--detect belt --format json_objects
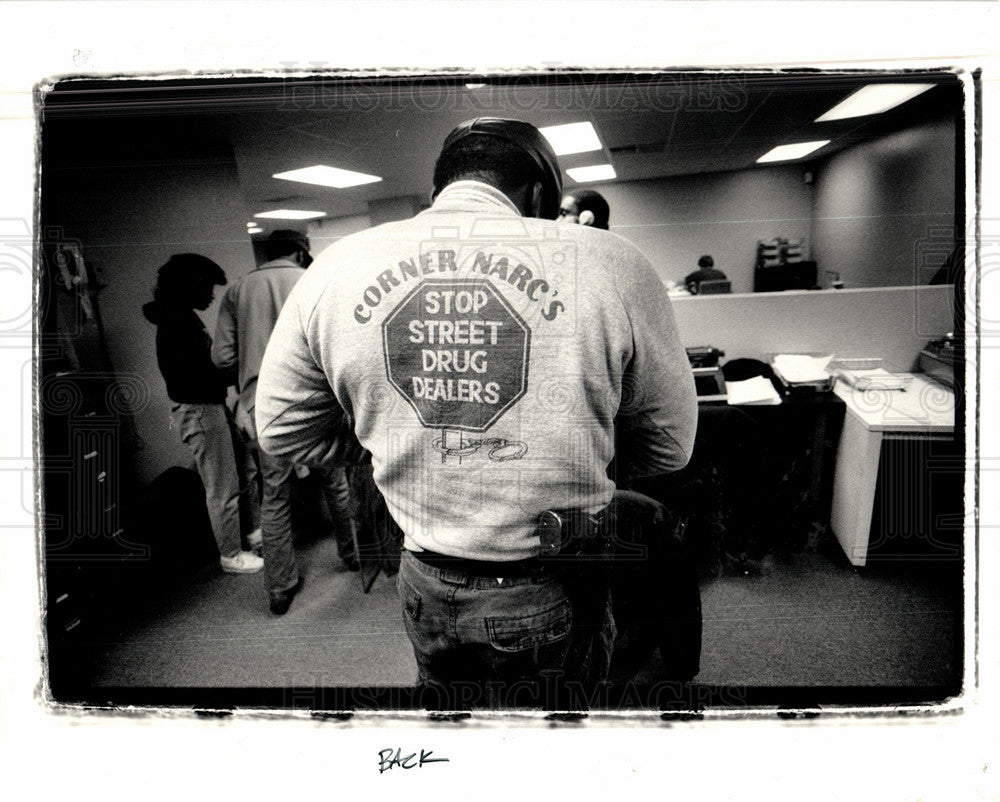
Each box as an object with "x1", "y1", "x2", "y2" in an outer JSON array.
[
  {"x1": 407, "y1": 549, "x2": 545, "y2": 578},
  {"x1": 407, "y1": 491, "x2": 665, "y2": 576},
  {"x1": 407, "y1": 504, "x2": 614, "y2": 577}
]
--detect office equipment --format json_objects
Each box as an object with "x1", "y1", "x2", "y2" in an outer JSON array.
[
  {"x1": 754, "y1": 238, "x2": 817, "y2": 292},
  {"x1": 754, "y1": 260, "x2": 818, "y2": 292},
  {"x1": 919, "y1": 334, "x2": 957, "y2": 388},
  {"x1": 696, "y1": 279, "x2": 731, "y2": 295},
  {"x1": 770, "y1": 353, "x2": 835, "y2": 395},
  {"x1": 692, "y1": 367, "x2": 727, "y2": 400},
  {"x1": 686, "y1": 345, "x2": 724, "y2": 368},
  {"x1": 830, "y1": 373, "x2": 956, "y2": 566},
  {"x1": 686, "y1": 346, "x2": 727, "y2": 400}
]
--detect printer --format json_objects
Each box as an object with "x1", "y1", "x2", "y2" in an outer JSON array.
[
  {"x1": 686, "y1": 346, "x2": 727, "y2": 399},
  {"x1": 919, "y1": 334, "x2": 957, "y2": 388}
]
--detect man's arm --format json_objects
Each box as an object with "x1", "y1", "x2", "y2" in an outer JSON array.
[
  {"x1": 211, "y1": 288, "x2": 239, "y2": 387},
  {"x1": 615, "y1": 252, "x2": 698, "y2": 481},
  {"x1": 255, "y1": 294, "x2": 362, "y2": 467}
]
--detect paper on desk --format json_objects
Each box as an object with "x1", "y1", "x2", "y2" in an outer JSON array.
[
  {"x1": 726, "y1": 376, "x2": 782, "y2": 406},
  {"x1": 771, "y1": 353, "x2": 833, "y2": 383},
  {"x1": 837, "y1": 367, "x2": 912, "y2": 391}
]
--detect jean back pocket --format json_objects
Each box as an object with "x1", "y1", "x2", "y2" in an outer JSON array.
[
  {"x1": 485, "y1": 599, "x2": 572, "y2": 652},
  {"x1": 403, "y1": 588, "x2": 422, "y2": 622}
]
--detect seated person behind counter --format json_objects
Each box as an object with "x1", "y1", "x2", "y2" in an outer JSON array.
[{"x1": 685, "y1": 255, "x2": 730, "y2": 294}]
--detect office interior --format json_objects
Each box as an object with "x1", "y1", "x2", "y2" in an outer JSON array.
[{"x1": 39, "y1": 71, "x2": 968, "y2": 709}]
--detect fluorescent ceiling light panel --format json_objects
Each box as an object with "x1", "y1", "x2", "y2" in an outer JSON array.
[
  {"x1": 756, "y1": 140, "x2": 830, "y2": 163},
  {"x1": 254, "y1": 209, "x2": 327, "y2": 220},
  {"x1": 540, "y1": 122, "x2": 603, "y2": 156},
  {"x1": 815, "y1": 84, "x2": 934, "y2": 122},
  {"x1": 566, "y1": 164, "x2": 617, "y2": 183},
  {"x1": 273, "y1": 165, "x2": 382, "y2": 188},
  {"x1": 465, "y1": 83, "x2": 486, "y2": 90}
]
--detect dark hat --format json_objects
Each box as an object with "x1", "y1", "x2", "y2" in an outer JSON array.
[{"x1": 436, "y1": 117, "x2": 563, "y2": 219}]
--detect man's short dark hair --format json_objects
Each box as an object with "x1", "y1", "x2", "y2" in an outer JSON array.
[
  {"x1": 572, "y1": 190, "x2": 611, "y2": 230},
  {"x1": 433, "y1": 135, "x2": 546, "y2": 204},
  {"x1": 265, "y1": 229, "x2": 310, "y2": 262},
  {"x1": 698, "y1": 255, "x2": 714, "y2": 269},
  {"x1": 152, "y1": 253, "x2": 226, "y2": 307},
  {"x1": 433, "y1": 118, "x2": 563, "y2": 218}
]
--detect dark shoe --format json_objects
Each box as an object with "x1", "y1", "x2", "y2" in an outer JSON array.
[
  {"x1": 342, "y1": 555, "x2": 361, "y2": 572},
  {"x1": 269, "y1": 577, "x2": 303, "y2": 615}
]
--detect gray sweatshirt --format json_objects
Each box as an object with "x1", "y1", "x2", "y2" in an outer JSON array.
[{"x1": 256, "y1": 181, "x2": 696, "y2": 561}]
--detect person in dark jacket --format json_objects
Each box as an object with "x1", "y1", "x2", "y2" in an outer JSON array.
[
  {"x1": 143, "y1": 254, "x2": 264, "y2": 574},
  {"x1": 684, "y1": 255, "x2": 729, "y2": 294}
]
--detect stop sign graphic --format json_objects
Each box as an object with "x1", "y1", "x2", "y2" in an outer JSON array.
[{"x1": 382, "y1": 278, "x2": 531, "y2": 432}]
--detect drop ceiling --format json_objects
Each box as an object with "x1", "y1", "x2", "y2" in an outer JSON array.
[{"x1": 41, "y1": 71, "x2": 964, "y2": 228}]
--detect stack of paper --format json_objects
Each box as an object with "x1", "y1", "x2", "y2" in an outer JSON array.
[
  {"x1": 726, "y1": 376, "x2": 782, "y2": 406},
  {"x1": 771, "y1": 353, "x2": 833, "y2": 383},
  {"x1": 836, "y1": 368, "x2": 913, "y2": 391}
]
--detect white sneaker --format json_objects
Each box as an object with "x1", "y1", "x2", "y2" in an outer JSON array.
[
  {"x1": 246, "y1": 528, "x2": 263, "y2": 550},
  {"x1": 220, "y1": 550, "x2": 264, "y2": 574}
]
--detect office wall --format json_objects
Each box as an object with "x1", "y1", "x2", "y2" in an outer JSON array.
[
  {"x1": 592, "y1": 166, "x2": 813, "y2": 293},
  {"x1": 306, "y1": 195, "x2": 431, "y2": 259},
  {"x1": 811, "y1": 114, "x2": 957, "y2": 289},
  {"x1": 44, "y1": 156, "x2": 256, "y2": 484},
  {"x1": 670, "y1": 284, "x2": 954, "y2": 370},
  {"x1": 307, "y1": 213, "x2": 373, "y2": 258}
]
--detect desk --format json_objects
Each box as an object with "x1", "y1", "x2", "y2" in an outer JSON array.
[
  {"x1": 829, "y1": 374, "x2": 956, "y2": 566},
  {"x1": 672, "y1": 385, "x2": 845, "y2": 566}
]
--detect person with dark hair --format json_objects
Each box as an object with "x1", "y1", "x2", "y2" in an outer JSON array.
[
  {"x1": 684, "y1": 254, "x2": 729, "y2": 294},
  {"x1": 142, "y1": 254, "x2": 264, "y2": 575},
  {"x1": 558, "y1": 189, "x2": 610, "y2": 230},
  {"x1": 212, "y1": 231, "x2": 358, "y2": 614},
  {"x1": 262, "y1": 228, "x2": 315, "y2": 267},
  {"x1": 255, "y1": 118, "x2": 696, "y2": 703}
]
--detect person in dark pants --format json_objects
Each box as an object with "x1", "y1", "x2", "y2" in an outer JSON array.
[
  {"x1": 255, "y1": 118, "x2": 697, "y2": 708},
  {"x1": 213, "y1": 231, "x2": 359, "y2": 615},
  {"x1": 143, "y1": 254, "x2": 264, "y2": 576}
]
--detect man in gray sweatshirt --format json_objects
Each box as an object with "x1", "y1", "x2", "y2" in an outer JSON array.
[{"x1": 255, "y1": 118, "x2": 696, "y2": 706}]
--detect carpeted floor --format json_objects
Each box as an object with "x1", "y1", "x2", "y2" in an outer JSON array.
[
  {"x1": 52, "y1": 531, "x2": 962, "y2": 694},
  {"x1": 61, "y1": 535, "x2": 418, "y2": 689},
  {"x1": 653, "y1": 549, "x2": 960, "y2": 688}
]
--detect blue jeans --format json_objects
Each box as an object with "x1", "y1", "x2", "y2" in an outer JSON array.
[{"x1": 397, "y1": 550, "x2": 613, "y2": 709}]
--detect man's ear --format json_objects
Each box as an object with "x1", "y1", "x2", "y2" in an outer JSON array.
[
  {"x1": 530, "y1": 181, "x2": 543, "y2": 217},
  {"x1": 579, "y1": 210, "x2": 595, "y2": 227}
]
